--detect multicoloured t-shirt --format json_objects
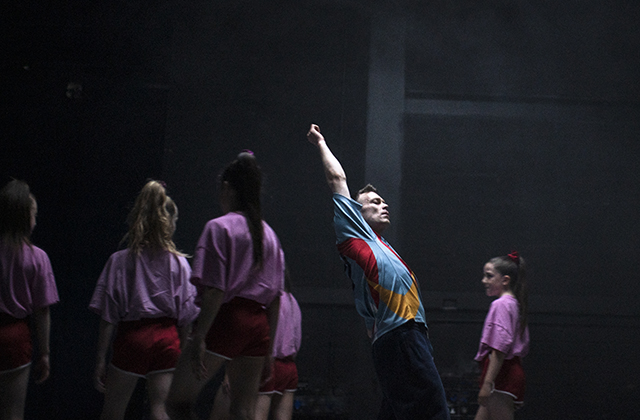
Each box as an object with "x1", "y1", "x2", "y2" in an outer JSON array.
[{"x1": 333, "y1": 194, "x2": 426, "y2": 342}]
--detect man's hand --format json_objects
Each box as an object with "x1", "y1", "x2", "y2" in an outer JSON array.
[{"x1": 307, "y1": 124, "x2": 325, "y2": 146}]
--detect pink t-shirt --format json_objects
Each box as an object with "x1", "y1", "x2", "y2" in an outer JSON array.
[
  {"x1": 272, "y1": 291, "x2": 302, "y2": 359},
  {"x1": 0, "y1": 240, "x2": 59, "y2": 318},
  {"x1": 474, "y1": 294, "x2": 530, "y2": 361},
  {"x1": 89, "y1": 249, "x2": 199, "y2": 326},
  {"x1": 191, "y1": 212, "x2": 284, "y2": 306}
]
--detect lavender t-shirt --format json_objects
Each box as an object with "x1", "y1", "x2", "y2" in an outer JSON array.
[
  {"x1": 89, "y1": 249, "x2": 199, "y2": 326},
  {"x1": 272, "y1": 291, "x2": 302, "y2": 359},
  {"x1": 0, "y1": 241, "x2": 59, "y2": 318},
  {"x1": 191, "y1": 212, "x2": 284, "y2": 307},
  {"x1": 474, "y1": 294, "x2": 530, "y2": 361}
]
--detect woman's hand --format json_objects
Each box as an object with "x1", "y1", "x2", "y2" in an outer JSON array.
[
  {"x1": 260, "y1": 355, "x2": 274, "y2": 387},
  {"x1": 94, "y1": 359, "x2": 106, "y2": 393},
  {"x1": 34, "y1": 353, "x2": 50, "y2": 384},
  {"x1": 189, "y1": 336, "x2": 207, "y2": 380}
]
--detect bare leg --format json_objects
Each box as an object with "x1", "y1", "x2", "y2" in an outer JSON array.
[
  {"x1": 100, "y1": 365, "x2": 139, "y2": 420},
  {"x1": 254, "y1": 394, "x2": 272, "y2": 420},
  {"x1": 270, "y1": 392, "x2": 295, "y2": 420},
  {"x1": 147, "y1": 371, "x2": 174, "y2": 420},
  {"x1": 485, "y1": 392, "x2": 514, "y2": 420},
  {"x1": 475, "y1": 392, "x2": 514, "y2": 420},
  {"x1": 225, "y1": 356, "x2": 265, "y2": 420},
  {"x1": 474, "y1": 405, "x2": 490, "y2": 420},
  {"x1": 209, "y1": 378, "x2": 231, "y2": 420},
  {"x1": 166, "y1": 349, "x2": 226, "y2": 420},
  {"x1": 0, "y1": 365, "x2": 30, "y2": 420}
]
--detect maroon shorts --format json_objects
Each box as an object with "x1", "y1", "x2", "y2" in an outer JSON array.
[
  {"x1": 259, "y1": 357, "x2": 298, "y2": 395},
  {"x1": 204, "y1": 297, "x2": 270, "y2": 359},
  {"x1": 0, "y1": 313, "x2": 32, "y2": 372},
  {"x1": 111, "y1": 317, "x2": 181, "y2": 377},
  {"x1": 479, "y1": 356, "x2": 526, "y2": 404}
]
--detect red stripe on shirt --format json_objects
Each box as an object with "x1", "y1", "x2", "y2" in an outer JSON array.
[{"x1": 337, "y1": 238, "x2": 380, "y2": 307}]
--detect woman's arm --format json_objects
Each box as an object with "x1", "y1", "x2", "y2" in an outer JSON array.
[
  {"x1": 262, "y1": 293, "x2": 281, "y2": 384},
  {"x1": 32, "y1": 306, "x2": 51, "y2": 384},
  {"x1": 94, "y1": 319, "x2": 116, "y2": 392},
  {"x1": 478, "y1": 349, "x2": 506, "y2": 406},
  {"x1": 189, "y1": 286, "x2": 225, "y2": 379}
]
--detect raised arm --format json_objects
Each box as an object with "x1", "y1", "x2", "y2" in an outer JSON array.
[{"x1": 306, "y1": 124, "x2": 350, "y2": 198}]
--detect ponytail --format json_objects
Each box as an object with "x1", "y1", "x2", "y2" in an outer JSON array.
[
  {"x1": 489, "y1": 253, "x2": 529, "y2": 337},
  {"x1": 123, "y1": 180, "x2": 183, "y2": 256},
  {"x1": 220, "y1": 152, "x2": 264, "y2": 268}
]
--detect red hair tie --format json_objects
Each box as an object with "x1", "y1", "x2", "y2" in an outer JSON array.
[{"x1": 507, "y1": 251, "x2": 520, "y2": 264}]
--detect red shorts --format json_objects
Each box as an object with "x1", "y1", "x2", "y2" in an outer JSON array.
[
  {"x1": 479, "y1": 356, "x2": 526, "y2": 404},
  {"x1": 111, "y1": 317, "x2": 181, "y2": 377},
  {"x1": 204, "y1": 297, "x2": 270, "y2": 359},
  {"x1": 259, "y1": 357, "x2": 298, "y2": 395},
  {"x1": 0, "y1": 313, "x2": 32, "y2": 372}
]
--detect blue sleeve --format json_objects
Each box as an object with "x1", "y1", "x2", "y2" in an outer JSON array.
[{"x1": 333, "y1": 194, "x2": 376, "y2": 243}]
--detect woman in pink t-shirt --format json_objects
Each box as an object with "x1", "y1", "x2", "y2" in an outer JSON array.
[
  {"x1": 0, "y1": 179, "x2": 59, "y2": 420},
  {"x1": 90, "y1": 180, "x2": 199, "y2": 420},
  {"x1": 474, "y1": 251, "x2": 530, "y2": 420},
  {"x1": 167, "y1": 152, "x2": 285, "y2": 420}
]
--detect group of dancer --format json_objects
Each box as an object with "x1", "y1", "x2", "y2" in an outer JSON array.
[{"x1": 0, "y1": 124, "x2": 529, "y2": 420}]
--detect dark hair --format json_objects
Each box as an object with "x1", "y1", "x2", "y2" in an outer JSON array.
[
  {"x1": 0, "y1": 179, "x2": 34, "y2": 250},
  {"x1": 220, "y1": 152, "x2": 264, "y2": 268},
  {"x1": 489, "y1": 255, "x2": 528, "y2": 337},
  {"x1": 355, "y1": 183, "x2": 378, "y2": 201},
  {"x1": 122, "y1": 180, "x2": 184, "y2": 256}
]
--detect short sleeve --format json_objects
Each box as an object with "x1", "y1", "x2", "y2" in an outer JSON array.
[
  {"x1": 480, "y1": 300, "x2": 515, "y2": 355},
  {"x1": 191, "y1": 220, "x2": 229, "y2": 290},
  {"x1": 29, "y1": 248, "x2": 59, "y2": 309},
  {"x1": 174, "y1": 256, "x2": 199, "y2": 326},
  {"x1": 333, "y1": 194, "x2": 375, "y2": 243},
  {"x1": 89, "y1": 254, "x2": 124, "y2": 324}
]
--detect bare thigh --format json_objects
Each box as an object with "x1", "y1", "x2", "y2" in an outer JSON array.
[
  {"x1": 146, "y1": 371, "x2": 173, "y2": 420},
  {"x1": 100, "y1": 365, "x2": 140, "y2": 420},
  {"x1": 254, "y1": 394, "x2": 272, "y2": 420},
  {"x1": 0, "y1": 365, "x2": 30, "y2": 420},
  {"x1": 226, "y1": 356, "x2": 265, "y2": 420},
  {"x1": 167, "y1": 347, "x2": 226, "y2": 410},
  {"x1": 270, "y1": 392, "x2": 295, "y2": 420},
  {"x1": 475, "y1": 392, "x2": 514, "y2": 420},
  {"x1": 209, "y1": 379, "x2": 231, "y2": 420}
]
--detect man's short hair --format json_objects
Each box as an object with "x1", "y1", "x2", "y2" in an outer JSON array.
[{"x1": 355, "y1": 183, "x2": 378, "y2": 201}]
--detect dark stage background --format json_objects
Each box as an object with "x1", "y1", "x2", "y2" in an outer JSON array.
[{"x1": 3, "y1": 0, "x2": 640, "y2": 419}]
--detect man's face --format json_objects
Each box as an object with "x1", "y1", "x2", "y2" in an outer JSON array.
[{"x1": 357, "y1": 191, "x2": 390, "y2": 234}]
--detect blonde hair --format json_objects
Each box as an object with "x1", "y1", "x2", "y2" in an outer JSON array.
[{"x1": 122, "y1": 180, "x2": 184, "y2": 256}]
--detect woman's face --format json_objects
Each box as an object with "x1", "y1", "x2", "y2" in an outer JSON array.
[{"x1": 482, "y1": 262, "x2": 510, "y2": 297}]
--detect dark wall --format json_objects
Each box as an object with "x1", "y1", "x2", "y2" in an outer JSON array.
[{"x1": 4, "y1": 0, "x2": 640, "y2": 419}]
